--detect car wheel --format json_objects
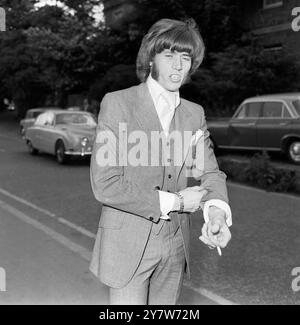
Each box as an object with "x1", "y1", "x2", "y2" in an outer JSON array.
[
  {"x1": 27, "y1": 141, "x2": 38, "y2": 155},
  {"x1": 287, "y1": 141, "x2": 300, "y2": 164},
  {"x1": 55, "y1": 141, "x2": 68, "y2": 164}
]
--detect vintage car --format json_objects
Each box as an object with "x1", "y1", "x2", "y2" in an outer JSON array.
[
  {"x1": 19, "y1": 107, "x2": 61, "y2": 137},
  {"x1": 24, "y1": 110, "x2": 97, "y2": 164},
  {"x1": 207, "y1": 93, "x2": 300, "y2": 164}
]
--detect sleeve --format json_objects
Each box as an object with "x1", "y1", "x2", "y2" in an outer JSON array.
[
  {"x1": 190, "y1": 106, "x2": 232, "y2": 223},
  {"x1": 158, "y1": 190, "x2": 177, "y2": 220},
  {"x1": 203, "y1": 199, "x2": 232, "y2": 227},
  {"x1": 90, "y1": 94, "x2": 162, "y2": 222}
]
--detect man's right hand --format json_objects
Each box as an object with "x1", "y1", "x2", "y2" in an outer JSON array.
[{"x1": 174, "y1": 186, "x2": 208, "y2": 213}]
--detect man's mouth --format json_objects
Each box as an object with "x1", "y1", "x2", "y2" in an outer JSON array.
[{"x1": 169, "y1": 74, "x2": 182, "y2": 82}]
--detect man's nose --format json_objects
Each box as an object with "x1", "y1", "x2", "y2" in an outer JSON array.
[{"x1": 173, "y1": 56, "x2": 182, "y2": 70}]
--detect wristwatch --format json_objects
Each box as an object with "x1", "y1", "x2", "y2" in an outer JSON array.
[{"x1": 175, "y1": 192, "x2": 184, "y2": 213}]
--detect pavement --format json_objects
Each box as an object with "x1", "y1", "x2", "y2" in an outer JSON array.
[
  {"x1": 0, "y1": 194, "x2": 217, "y2": 305},
  {"x1": 1, "y1": 110, "x2": 300, "y2": 305}
]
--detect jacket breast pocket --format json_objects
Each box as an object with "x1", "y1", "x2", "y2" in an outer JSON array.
[{"x1": 99, "y1": 209, "x2": 126, "y2": 229}]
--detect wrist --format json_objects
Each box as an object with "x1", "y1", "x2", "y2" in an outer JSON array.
[
  {"x1": 175, "y1": 192, "x2": 184, "y2": 213},
  {"x1": 209, "y1": 206, "x2": 226, "y2": 223}
]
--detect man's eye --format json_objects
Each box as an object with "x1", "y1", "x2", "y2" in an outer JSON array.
[{"x1": 183, "y1": 56, "x2": 191, "y2": 61}]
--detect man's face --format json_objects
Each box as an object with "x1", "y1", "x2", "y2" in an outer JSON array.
[{"x1": 151, "y1": 49, "x2": 192, "y2": 92}]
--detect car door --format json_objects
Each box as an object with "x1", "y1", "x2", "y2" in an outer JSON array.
[
  {"x1": 256, "y1": 101, "x2": 294, "y2": 149},
  {"x1": 37, "y1": 112, "x2": 57, "y2": 153},
  {"x1": 227, "y1": 102, "x2": 261, "y2": 148}
]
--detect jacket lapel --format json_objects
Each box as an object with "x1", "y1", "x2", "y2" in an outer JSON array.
[
  {"x1": 132, "y1": 83, "x2": 195, "y2": 182},
  {"x1": 132, "y1": 83, "x2": 163, "y2": 134},
  {"x1": 174, "y1": 102, "x2": 194, "y2": 182}
]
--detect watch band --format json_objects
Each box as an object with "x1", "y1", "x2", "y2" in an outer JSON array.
[{"x1": 175, "y1": 192, "x2": 184, "y2": 213}]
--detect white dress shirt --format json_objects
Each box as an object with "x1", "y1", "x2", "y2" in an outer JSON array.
[{"x1": 146, "y1": 75, "x2": 232, "y2": 226}]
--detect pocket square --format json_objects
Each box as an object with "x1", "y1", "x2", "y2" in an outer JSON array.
[{"x1": 190, "y1": 129, "x2": 203, "y2": 146}]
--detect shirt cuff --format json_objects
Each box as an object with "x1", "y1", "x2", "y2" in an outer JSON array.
[
  {"x1": 203, "y1": 199, "x2": 232, "y2": 227},
  {"x1": 158, "y1": 191, "x2": 176, "y2": 220}
]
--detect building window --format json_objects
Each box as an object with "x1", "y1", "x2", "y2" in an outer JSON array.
[{"x1": 263, "y1": 0, "x2": 283, "y2": 9}]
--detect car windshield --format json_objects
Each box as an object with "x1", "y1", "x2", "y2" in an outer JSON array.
[
  {"x1": 55, "y1": 113, "x2": 97, "y2": 126},
  {"x1": 32, "y1": 111, "x2": 44, "y2": 118},
  {"x1": 292, "y1": 100, "x2": 300, "y2": 116}
]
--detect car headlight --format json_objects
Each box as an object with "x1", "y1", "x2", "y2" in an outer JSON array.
[{"x1": 81, "y1": 137, "x2": 88, "y2": 146}]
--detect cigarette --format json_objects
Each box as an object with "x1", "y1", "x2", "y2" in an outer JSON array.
[{"x1": 217, "y1": 246, "x2": 222, "y2": 256}]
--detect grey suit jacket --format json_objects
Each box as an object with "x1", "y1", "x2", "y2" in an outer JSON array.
[{"x1": 89, "y1": 82, "x2": 229, "y2": 288}]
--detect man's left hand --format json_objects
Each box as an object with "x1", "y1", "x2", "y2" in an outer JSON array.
[{"x1": 199, "y1": 206, "x2": 231, "y2": 250}]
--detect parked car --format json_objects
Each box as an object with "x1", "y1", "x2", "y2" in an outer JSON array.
[
  {"x1": 20, "y1": 107, "x2": 61, "y2": 137},
  {"x1": 24, "y1": 110, "x2": 97, "y2": 164},
  {"x1": 207, "y1": 93, "x2": 300, "y2": 164}
]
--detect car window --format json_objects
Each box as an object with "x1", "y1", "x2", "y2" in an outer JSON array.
[
  {"x1": 33, "y1": 111, "x2": 43, "y2": 118},
  {"x1": 262, "y1": 102, "x2": 283, "y2": 118},
  {"x1": 26, "y1": 111, "x2": 33, "y2": 119},
  {"x1": 292, "y1": 100, "x2": 300, "y2": 116},
  {"x1": 236, "y1": 102, "x2": 261, "y2": 118},
  {"x1": 282, "y1": 106, "x2": 292, "y2": 118},
  {"x1": 34, "y1": 112, "x2": 54, "y2": 126},
  {"x1": 55, "y1": 113, "x2": 97, "y2": 126}
]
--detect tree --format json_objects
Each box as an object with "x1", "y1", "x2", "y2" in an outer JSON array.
[{"x1": 0, "y1": 1, "x2": 103, "y2": 117}]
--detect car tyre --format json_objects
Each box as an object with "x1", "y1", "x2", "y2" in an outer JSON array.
[
  {"x1": 287, "y1": 141, "x2": 300, "y2": 165},
  {"x1": 27, "y1": 141, "x2": 39, "y2": 155},
  {"x1": 56, "y1": 141, "x2": 68, "y2": 164}
]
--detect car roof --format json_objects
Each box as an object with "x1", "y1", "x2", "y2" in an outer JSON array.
[
  {"x1": 45, "y1": 109, "x2": 93, "y2": 115},
  {"x1": 27, "y1": 107, "x2": 62, "y2": 112},
  {"x1": 243, "y1": 93, "x2": 300, "y2": 102}
]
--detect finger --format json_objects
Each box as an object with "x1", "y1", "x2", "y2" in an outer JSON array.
[
  {"x1": 207, "y1": 222, "x2": 221, "y2": 246},
  {"x1": 199, "y1": 235, "x2": 215, "y2": 249},
  {"x1": 201, "y1": 224, "x2": 216, "y2": 248},
  {"x1": 211, "y1": 223, "x2": 220, "y2": 234},
  {"x1": 215, "y1": 228, "x2": 232, "y2": 248},
  {"x1": 189, "y1": 185, "x2": 205, "y2": 191}
]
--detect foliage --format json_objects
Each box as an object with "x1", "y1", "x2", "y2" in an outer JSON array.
[
  {"x1": 183, "y1": 44, "x2": 300, "y2": 116},
  {"x1": 219, "y1": 152, "x2": 297, "y2": 193},
  {"x1": 0, "y1": 0, "x2": 299, "y2": 118},
  {"x1": 0, "y1": 0, "x2": 103, "y2": 117}
]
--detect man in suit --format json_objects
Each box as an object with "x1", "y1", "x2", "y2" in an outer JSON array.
[{"x1": 89, "y1": 18, "x2": 232, "y2": 305}]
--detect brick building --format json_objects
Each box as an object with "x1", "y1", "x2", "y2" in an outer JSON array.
[{"x1": 241, "y1": 0, "x2": 300, "y2": 57}]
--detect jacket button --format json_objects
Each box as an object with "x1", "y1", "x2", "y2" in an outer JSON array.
[
  {"x1": 168, "y1": 174, "x2": 172, "y2": 179},
  {"x1": 149, "y1": 217, "x2": 154, "y2": 221},
  {"x1": 154, "y1": 186, "x2": 160, "y2": 190}
]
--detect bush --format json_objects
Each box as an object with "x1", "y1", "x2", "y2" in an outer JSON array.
[{"x1": 240, "y1": 152, "x2": 296, "y2": 192}]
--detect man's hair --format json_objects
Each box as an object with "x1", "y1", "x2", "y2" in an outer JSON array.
[{"x1": 136, "y1": 18, "x2": 205, "y2": 82}]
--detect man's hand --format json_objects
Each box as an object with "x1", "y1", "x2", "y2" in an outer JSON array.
[
  {"x1": 199, "y1": 206, "x2": 231, "y2": 250},
  {"x1": 176, "y1": 186, "x2": 208, "y2": 213}
]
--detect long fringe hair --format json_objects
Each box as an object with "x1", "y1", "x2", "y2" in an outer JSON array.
[{"x1": 136, "y1": 18, "x2": 205, "y2": 82}]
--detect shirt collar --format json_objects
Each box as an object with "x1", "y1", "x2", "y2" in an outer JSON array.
[{"x1": 146, "y1": 75, "x2": 180, "y2": 110}]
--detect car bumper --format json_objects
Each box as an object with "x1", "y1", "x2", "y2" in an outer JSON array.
[{"x1": 65, "y1": 149, "x2": 92, "y2": 157}]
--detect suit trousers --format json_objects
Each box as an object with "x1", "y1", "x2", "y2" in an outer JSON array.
[{"x1": 109, "y1": 219, "x2": 186, "y2": 305}]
